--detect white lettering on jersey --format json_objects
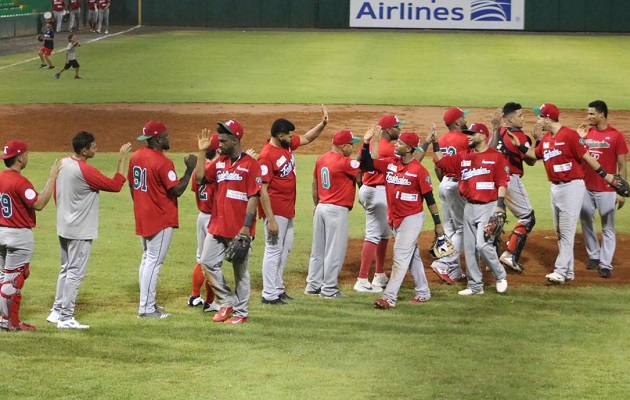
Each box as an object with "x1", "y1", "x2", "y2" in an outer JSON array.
[
  {"x1": 476, "y1": 182, "x2": 495, "y2": 190},
  {"x1": 217, "y1": 171, "x2": 244, "y2": 182},
  {"x1": 543, "y1": 149, "x2": 563, "y2": 162},
  {"x1": 236, "y1": 166, "x2": 249, "y2": 172},
  {"x1": 226, "y1": 189, "x2": 248, "y2": 201},
  {"x1": 400, "y1": 193, "x2": 418, "y2": 201},
  {"x1": 553, "y1": 162, "x2": 573, "y2": 172},
  {"x1": 385, "y1": 172, "x2": 412, "y2": 186},
  {"x1": 481, "y1": 160, "x2": 496, "y2": 165},
  {"x1": 461, "y1": 167, "x2": 491, "y2": 181},
  {"x1": 404, "y1": 172, "x2": 417, "y2": 177}
]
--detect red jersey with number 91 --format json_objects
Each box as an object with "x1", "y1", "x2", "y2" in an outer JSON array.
[
  {"x1": 0, "y1": 170, "x2": 39, "y2": 228},
  {"x1": 313, "y1": 151, "x2": 360, "y2": 209},
  {"x1": 372, "y1": 158, "x2": 432, "y2": 228},
  {"x1": 128, "y1": 147, "x2": 179, "y2": 238},
  {"x1": 205, "y1": 153, "x2": 262, "y2": 238}
]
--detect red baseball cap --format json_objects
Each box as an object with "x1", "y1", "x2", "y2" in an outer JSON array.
[
  {"x1": 217, "y1": 120, "x2": 244, "y2": 139},
  {"x1": 443, "y1": 107, "x2": 470, "y2": 125},
  {"x1": 378, "y1": 114, "x2": 405, "y2": 129},
  {"x1": 332, "y1": 130, "x2": 361, "y2": 146},
  {"x1": 398, "y1": 131, "x2": 422, "y2": 151},
  {"x1": 208, "y1": 133, "x2": 220, "y2": 151},
  {"x1": 463, "y1": 123, "x2": 490, "y2": 137},
  {"x1": 137, "y1": 120, "x2": 168, "y2": 141},
  {"x1": 533, "y1": 103, "x2": 560, "y2": 121},
  {"x1": 0, "y1": 140, "x2": 28, "y2": 159}
]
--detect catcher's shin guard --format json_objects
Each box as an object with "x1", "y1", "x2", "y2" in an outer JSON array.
[
  {"x1": 0, "y1": 264, "x2": 30, "y2": 330},
  {"x1": 506, "y1": 211, "x2": 535, "y2": 263}
]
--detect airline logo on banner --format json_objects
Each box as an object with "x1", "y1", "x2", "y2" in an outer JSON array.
[{"x1": 350, "y1": 0, "x2": 525, "y2": 30}]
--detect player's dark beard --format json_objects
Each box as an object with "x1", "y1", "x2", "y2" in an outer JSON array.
[
  {"x1": 280, "y1": 140, "x2": 291, "y2": 149},
  {"x1": 163, "y1": 143, "x2": 170, "y2": 150},
  {"x1": 461, "y1": 124, "x2": 469, "y2": 131}
]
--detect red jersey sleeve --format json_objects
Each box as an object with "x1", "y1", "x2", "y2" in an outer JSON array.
[
  {"x1": 245, "y1": 157, "x2": 262, "y2": 198},
  {"x1": 204, "y1": 160, "x2": 218, "y2": 184},
  {"x1": 290, "y1": 135, "x2": 301, "y2": 151},
  {"x1": 495, "y1": 154, "x2": 510, "y2": 189},
  {"x1": 434, "y1": 154, "x2": 460, "y2": 176},
  {"x1": 343, "y1": 158, "x2": 361, "y2": 178},
  {"x1": 569, "y1": 130, "x2": 588, "y2": 160},
  {"x1": 80, "y1": 162, "x2": 126, "y2": 192},
  {"x1": 158, "y1": 161, "x2": 179, "y2": 191},
  {"x1": 418, "y1": 165, "x2": 433, "y2": 196},
  {"x1": 258, "y1": 157, "x2": 274, "y2": 184}
]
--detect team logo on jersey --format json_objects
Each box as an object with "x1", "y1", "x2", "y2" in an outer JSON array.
[
  {"x1": 385, "y1": 172, "x2": 412, "y2": 186},
  {"x1": 387, "y1": 163, "x2": 398, "y2": 172},
  {"x1": 543, "y1": 149, "x2": 562, "y2": 162},
  {"x1": 278, "y1": 155, "x2": 295, "y2": 178},
  {"x1": 461, "y1": 160, "x2": 472, "y2": 167},
  {"x1": 584, "y1": 139, "x2": 611, "y2": 149},
  {"x1": 216, "y1": 161, "x2": 226, "y2": 168},
  {"x1": 24, "y1": 188, "x2": 36, "y2": 200},
  {"x1": 504, "y1": 166, "x2": 510, "y2": 174},
  {"x1": 217, "y1": 171, "x2": 244, "y2": 182},
  {"x1": 461, "y1": 167, "x2": 491, "y2": 180},
  {"x1": 350, "y1": 160, "x2": 360, "y2": 169},
  {"x1": 167, "y1": 171, "x2": 177, "y2": 181},
  {"x1": 425, "y1": 176, "x2": 432, "y2": 184},
  {"x1": 256, "y1": 177, "x2": 263, "y2": 185}
]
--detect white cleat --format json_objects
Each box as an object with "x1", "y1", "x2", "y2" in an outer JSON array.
[
  {"x1": 371, "y1": 273, "x2": 389, "y2": 288},
  {"x1": 546, "y1": 272, "x2": 565, "y2": 284},
  {"x1": 499, "y1": 252, "x2": 524, "y2": 273},
  {"x1": 57, "y1": 318, "x2": 90, "y2": 329},
  {"x1": 458, "y1": 288, "x2": 484, "y2": 296},
  {"x1": 496, "y1": 279, "x2": 508, "y2": 293},
  {"x1": 353, "y1": 278, "x2": 383, "y2": 293},
  {"x1": 46, "y1": 310, "x2": 60, "y2": 323}
]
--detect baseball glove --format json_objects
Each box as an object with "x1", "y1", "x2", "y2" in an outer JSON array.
[
  {"x1": 483, "y1": 211, "x2": 507, "y2": 242},
  {"x1": 224, "y1": 234, "x2": 251, "y2": 264},
  {"x1": 37, "y1": 35, "x2": 44, "y2": 42},
  {"x1": 429, "y1": 234, "x2": 456, "y2": 259},
  {"x1": 609, "y1": 174, "x2": 630, "y2": 197}
]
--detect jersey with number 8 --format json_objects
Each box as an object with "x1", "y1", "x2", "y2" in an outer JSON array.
[{"x1": 127, "y1": 147, "x2": 179, "y2": 237}]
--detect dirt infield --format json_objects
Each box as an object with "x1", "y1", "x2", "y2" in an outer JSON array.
[{"x1": 1, "y1": 103, "x2": 629, "y2": 286}]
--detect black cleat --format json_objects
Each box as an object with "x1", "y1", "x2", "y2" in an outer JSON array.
[
  {"x1": 587, "y1": 259, "x2": 600, "y2": 270},
  {"x1": 598, "y1": 267, "x2": 611, "y2": 278},
  {"x1": 261, "y1": 297, "x2": 288, "y2": 305},
  {"x1": 279, "y1": 292, "x2": 294, "y2": 301}
]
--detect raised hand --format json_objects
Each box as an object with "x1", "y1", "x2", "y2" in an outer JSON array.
[{"x1": 197, "y1": 128, "x2": 212, "y2": 151}]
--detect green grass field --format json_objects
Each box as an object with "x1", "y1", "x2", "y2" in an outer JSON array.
[{"x1": 2, "y1": 30, "x2": 630, "y2": 399}]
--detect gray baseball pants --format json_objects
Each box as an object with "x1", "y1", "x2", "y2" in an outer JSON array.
[
  {"x1": 381, "y1": 212, "x2": 430, "y2": 304},
  {"x1": 52, "y1": 237, "x2": 93, "y2": 321},
  {"x1": 137, "y1": 227, "x2": 173, "y2": 314},
  {"x1": 551, "y1": 179, "x2": 586, "y2": 280},
  {"x1": 433, "y1": 177, "x2": 466, "y2": 279},
  {"x1": 580, "y1": 190, "x2": 617, "y2": 271},
  {"x1": 462, "y1": 202, "x2": 506, "y2": 293},
  {"x1": 305, "y1": 203, "x2": 349, "y2": 296},
  {"x1": 261, "y1": 216, "x2": 294, "y2": 301}
]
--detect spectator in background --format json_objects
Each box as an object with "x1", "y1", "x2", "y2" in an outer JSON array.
[
  {"x1": 67, "y1": 0, "x2": 81, "y2": 32},
  {"x1": 87, "y1": 0, "x2": 98, "y2": 32},
  {"x1": 52, "y1": 0, "x2": 66, "y2": 33}
]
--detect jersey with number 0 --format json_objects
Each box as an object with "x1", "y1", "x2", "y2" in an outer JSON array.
[
  {"x1": 436, "y1": 148, "x2": 510, "y2": 203},
  {"x1": 372, "y1": 157, "x2": 433, "y2": 228},
  {"x1": 313, "y1": 151, "x2": 360, "y2": 209},
  {"x1": 128, "y1": 147, "x2": 179, "y2": 238},
  {"x1": 496, "y1": 127, "x2": 531, "y2": 176},
  {"x1": 361, "y1": 138, "x2": 396, "y2": 187},
  {"x1": 535, "y1": 126, "x2": 588, "y2": 183},
  {"x1": 257, "y1": 135, "x2": 300, "y2": 219},
  {"x1": 205, "y1": 153, "x2": 262, "y2": 238},
  {"x1": 191, "y1": 161, "x2": 215, "y2": 215},
  {"x1": 56, "y1": 156, "x2": 126, "y2": 239},
  {"x1": 0, "y1": 170, "x2": 38, "y2": 228},
  {"x1": 582, "y1": 125, "x2": 628, "y2": 192},
  {"x1": 437, "y1": 131, "x2": 470, "y2": 178}
]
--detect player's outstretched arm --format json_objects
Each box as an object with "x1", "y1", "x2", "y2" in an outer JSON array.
[
  {"x1": 195, "y1": 129, "x2": 212, "y2": 184},
  {"x1": 300, "y1": 104, "x2": 329, "y2": 145},
  {"x1": 116, "y1": 142, "x2": 132, "y2": 176},
  {"x1": 488, "y1": 108, "x2": 502, "y2": 149},
  {"x1": 168, "y1": 154, "x2": 198, "y2": 198},
  {"x1": 33, "y1": 159, "x2": 62, "y2": 210},
  {"x1": 413, "y1": 123, "x2": 436, "y2": 162}
]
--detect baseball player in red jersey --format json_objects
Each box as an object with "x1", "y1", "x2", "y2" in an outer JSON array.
[
  {"x1": 129, "y1": 121, "x2": 197, "y2": 318},
  {"x1": 0, "y1": 141, "x2": 60, "y2": 331},
  {"x1": 258, "y1": 106, "x2": 328, "y2": 305},
  {"x1": 51, "y1": 0, "x2": 66, "y2": 32},
  {"x1": 46, "y1": 132, "x2": 131, "y2": 329},
  {"x1": 354, "y1": 114, "x2": 402, "y2": 293},
  {"x1": 87, "y1": 0, "x2": 98, "y2": 32},
  {"x1": 577, "y1": 100, "x2": 628, "y2": 278},
  {"x1": 96, "y1": 0, "x2": 110, "y2": 34},
  {"x1": 430, "y1": 107, "x2": 470, "y2": 284},
  {"x1": 487, "y1": 102, "x2": 538, "y2": 273},
  {"x1": 195, "y1": 120, "x2": 262, "y2": 325},
  {"x1": 305, "y1": 130, "x2": 361, "y2": 298},
  {"x1": 432, "y1": 123, "x2": 510, "y2": 295},
  {"x1": 360, "y1": 127, "x2": 444, "y2": 308},
  {"x1": 188, "y1": 134, "x2": 220, "y2": 312},
  {"x1": 511, "y1": 103, "x2": 619, "y2": 284},
  {"x1": 67, "y1": 0, "x2": 81, "y2": 32}
]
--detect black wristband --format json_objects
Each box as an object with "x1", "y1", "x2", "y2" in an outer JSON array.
[
  {"x1": 432, "y1": 212, "x2": 441, "y2": 225},
  {"x1": 243, "y1": 213, "x2": 255, "y2": 228},
  {"x1": 421, "y1": 141, "x2": 430, "y2": 153},
  {"x1": 517, "y1": 145, "x2": 528, "y2": 154},
  {"x1": 363, "y1": 142, "x2": 370, "y2": 150},
  {"x1": 497, "y1": 197, "x2": 505, "y2": 209},
  {"x1": 595, "y1": 167, "x2": 608, "y2": 179},
  {"x1": 432, "y1": 142, "x2": 440, "y2": 153}
]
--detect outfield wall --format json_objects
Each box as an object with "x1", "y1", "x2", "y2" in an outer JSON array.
[{"x1": 109, "y1": 0, "x2": 630, "y2": 33}]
